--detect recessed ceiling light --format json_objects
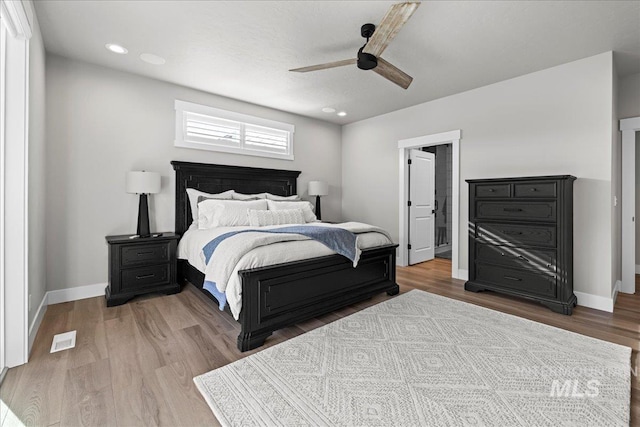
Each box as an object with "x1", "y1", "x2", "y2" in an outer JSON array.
[
  {"x1": 322, "y1": 107, "x2": 336, "y2": 113},
  {"x1": 140, "y1": 53, "x2": 166, "y2": 65},
  {"x1": 105, "y1": 43, "x2": 128, "y2": 54},
  {"x1": 337, "y1": 111, "x2": 347, "y2": 117}
]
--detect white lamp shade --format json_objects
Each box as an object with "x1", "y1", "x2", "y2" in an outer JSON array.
[
  {"x1": 126, "y1": 171, "x2": 161, "y2": 194},
  {"x1": 308, "y1": 181, "x2": 328, "y2": 196}
]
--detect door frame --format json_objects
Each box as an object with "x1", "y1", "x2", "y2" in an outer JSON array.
[
  {"x1": 398, "y1": 130, "x2": 463, "y2": 279},
  {"x1": 621, "y1": 116, "x2": 640, "y2": 294}
]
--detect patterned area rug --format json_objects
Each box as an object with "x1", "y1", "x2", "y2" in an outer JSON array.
[{"x1": 194, "y1": 290, "x2": 631, "y2": 426}]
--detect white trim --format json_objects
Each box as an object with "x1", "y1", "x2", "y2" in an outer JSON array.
[
  {"x1": 28, "y1": 292, "x2": 46, "y2": 354},
  {"x1": 612, "y1": 280, "x2": 621, "y2": 306},
  {"x1": 457, "y1": 269, "x2": 469, "y2": 281},
  {"x1": 47, "y1": 282, "x2": 106, "y2": 305},
  {"x1": 0, "y1": 0, "x2": 32, "y2": 40},
  {"x1": 397, "y1": 130, "x2": 462, "y2": 282},
  {"x1": 620, "y1": 117, "x2": 640, "y2": 294},
  {"x1": 0, "y1": 13, "x2": 7, "y2": 374},
  {"x1": 574, "y1": 291, "x2": 615, "y2": 313},
  {"x1": 636, "y1": 265, "x2": 640, "y2": 275}
]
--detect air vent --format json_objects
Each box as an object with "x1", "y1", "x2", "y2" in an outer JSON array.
[{"x1": 50, "y1": 330, "x2": 76, "y2": 353}]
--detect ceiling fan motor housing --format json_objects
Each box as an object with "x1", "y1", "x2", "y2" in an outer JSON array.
[{"x1": 357, "y1": 47, "x2": 378, "y2": 70}]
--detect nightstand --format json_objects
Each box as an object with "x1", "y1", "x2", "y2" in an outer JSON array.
[{"x1": 105, "y1": 233, "x2": 181, "y2": 307}]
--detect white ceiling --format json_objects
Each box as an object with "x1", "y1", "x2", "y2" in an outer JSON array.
[{"x1": 34, "y1": 1, "x2": 640, "y2": 124}]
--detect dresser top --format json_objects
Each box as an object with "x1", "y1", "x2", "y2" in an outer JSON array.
[{"x1": 466, "y1": 175, "x2": 576, "y2": 184}]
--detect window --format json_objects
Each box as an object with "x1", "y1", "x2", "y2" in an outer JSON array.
[{"x1": 175, "y1": 100, "x2": 294, "y2": 160}]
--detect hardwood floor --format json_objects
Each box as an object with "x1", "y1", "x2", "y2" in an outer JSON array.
[{"x1": 1, "y1": 258, "x2": 638, "y2": 426}]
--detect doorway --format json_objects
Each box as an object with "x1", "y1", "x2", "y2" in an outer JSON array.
[
  {"x1": 621, "y1": 117, "x2": 640, "y2": 294},
  {"x1": 422, "y1": 144, "x2": 453, "y2": 260},
  {"x1": 398, "y1": 130, "x2": 464, "y2": 279}
]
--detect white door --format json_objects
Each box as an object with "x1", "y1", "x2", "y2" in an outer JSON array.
[{"x1": 408, "y1": 149, "x2": 435, "y2": 265}]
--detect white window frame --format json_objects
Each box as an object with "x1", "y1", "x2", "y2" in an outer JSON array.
[{"x1": 175, "y1": 100, "x2": 295, "y2": 161}]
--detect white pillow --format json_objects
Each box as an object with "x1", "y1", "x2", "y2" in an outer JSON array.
[
  {"x1": 186, "y1": 188, "x2": 234, "y2": 222},
  {"x1": 248, "y1": 209, "x2": 306, "y2": 227},
  {"x1": 265, "y1": 193, "x2": 300, "y2": 201},
  {"x1": 198, "y1": 199, "x2": 268, "y2": 229},
  {"x1": 232, "y1": 192, "x2": 268, "y2": 200},
  {"x1": 266, "y1": 200, "x2": 317, "y2": 223}
]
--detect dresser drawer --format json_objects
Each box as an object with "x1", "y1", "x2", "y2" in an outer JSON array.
[
  {"x1": 475, "y1": 183, "x2": 510, "y2": 198},
  {"x1": 121, "y1": 264, "x2": 170, "y2": 291},
  {"x1": 121, "y1": 243, "x2": 169, "y2": 267},
  {"x1": 476, "y1": 223, "x2": 556, "y2": 248},
  {"x1": 514, "y1": 182, "x2": 556, "y2": 198},
  {"x1": 476, "y1": 243, "x2": 556, "y2": 272},
  {"x1": 476, "y1": 264, "x2": 557, "y2": 299},
  {"x1": 476, "y1": 201, "x2": 556, "y2": 221}
]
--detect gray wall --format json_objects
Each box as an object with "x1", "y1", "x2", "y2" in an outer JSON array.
[
  {"x1": 45, "y1": 55, "x2": 342, "y2": 291},
  {"x1": 27, "y1": 5, "x2": 47, "y2": 326},
  {"x1": 342, "y1": 52, "x2": 615, "y2": 298}
]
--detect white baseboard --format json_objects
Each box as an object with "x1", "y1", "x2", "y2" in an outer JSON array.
[
  {"x1": 574, "y1": 291, "x2": 614, "y2": 313},
  {"x1": 47, "y1": 282, "x2": 106, "y2": 305},
  {"x1": 454, "y1": 269, "x2": 468, "y2": 281},
  {"x1": 26, "y1": 283, "x2": 106, "y2": 358},
  {"x1": 28, "y1": 293, "x2": 48, "y2": 355},
  {"x1": 636, "y1": 264, "x2": 640, "y2": 274}
]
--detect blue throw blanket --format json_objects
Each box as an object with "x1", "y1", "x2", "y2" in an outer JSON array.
[{"x1": 201, "y1": 226, "x2": 359, "y2": 310}]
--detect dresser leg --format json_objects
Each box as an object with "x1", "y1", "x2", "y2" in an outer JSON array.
[
  {"x1": 464, "y1": 282, "x2": 486, "y2": 292},
  {"x1": 540, "y1": 295, "x2": 577, "y2": 315},
  {"x1": 387, "y1": 284, "x2": 400, "y2": 296}
]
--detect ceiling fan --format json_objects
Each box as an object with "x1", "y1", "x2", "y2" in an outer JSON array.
[{"x1": 289, "y1": 1, "x2": 420, "y2": 89}]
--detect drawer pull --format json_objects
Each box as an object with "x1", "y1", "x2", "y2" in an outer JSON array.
[
  {"x1": 504, "y1": 276, "x2": 522, "y2": 281},
  {"x1": 503, "y1": 207, "x2": 523, "y2": 212},
  {"x1": 518, "y1": 255, "x2": 530, "y2": 263},
  {"x1": 503, "y1": 230, "x2": 523, "y2": 235},
  {"x1": 488, "y1": 189, "x2": 495, "y2": 192},
  {"x1": 529, "y1": 188, "x2": 537, "y2": 192},
  {"x1": 137, "y1": 251, "x2": 154, "y2": 256},
  {"x1": 136, "y1": 273, "x2": 155, "y2": 280}
]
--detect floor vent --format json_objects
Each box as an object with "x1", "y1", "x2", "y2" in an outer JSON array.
[{"x1": 50, "y1": 330, "x2": 77, "y2": 353}]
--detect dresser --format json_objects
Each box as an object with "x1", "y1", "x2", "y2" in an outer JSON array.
[
  {"x1": 105, "y1": 233, "x2": 181, "y2": 306},
  {"x1": 465, "y1": 176, "x2": 577, "y2": 315}
]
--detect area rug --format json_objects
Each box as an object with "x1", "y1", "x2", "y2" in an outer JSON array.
[{"x1": 194, "y1": 290, "x2": 631, "y2": 426}]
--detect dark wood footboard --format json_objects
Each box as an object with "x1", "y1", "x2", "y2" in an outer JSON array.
[
  {"x1": 179, "y1": 244, "x2": 398, "y2": 352},
  {"x1": 237, "y1": 244, "x2": 398, "y2": 351}
]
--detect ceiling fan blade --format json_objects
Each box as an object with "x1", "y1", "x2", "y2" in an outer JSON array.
[
  {"x1": 374, "y1": 57, "x2": 413, "y2": 89},
  {"x1": 289, "y1": 58, "x2": 356, "y2": 73},
  {"x1": 362, "y1": 2, "x2": 420, "y2": 58}
]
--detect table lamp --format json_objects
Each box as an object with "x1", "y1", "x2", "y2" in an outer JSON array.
[
  {"x1": 308, "y1": 181, "x2": 328, "y2": 221},
  {"x1": 126, "y1": 171, "x2": 161, "y2": 237}
]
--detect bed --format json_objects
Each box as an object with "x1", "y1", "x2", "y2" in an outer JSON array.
[{"x1": 172, "y1": 161, "x2": 399, "y2": 351}]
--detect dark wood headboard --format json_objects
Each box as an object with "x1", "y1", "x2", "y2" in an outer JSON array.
[{"x1": 171, "y1": 161, "x2": 301, "y2": 235}]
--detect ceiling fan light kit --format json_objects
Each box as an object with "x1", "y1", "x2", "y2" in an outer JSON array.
[{"x1": 289, "y1": 1, "x2": 420, "y2": 89}]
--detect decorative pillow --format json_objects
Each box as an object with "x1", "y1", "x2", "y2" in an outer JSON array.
[
  {"x1": 266, "y1": 200, "x2": 317, "y2": 223},
  {"x1": 197, "y1": 199, "x2": 268, "y2": 229},
  {"x1": 265, "y1": 193, "x2": 300, "y2": 201},
  {"x1": 232, "y1": 192, "x2": 268, "y2": 200},
  {"x1": 186, "y1": 188, "x2": 233, "y2": 222},
  {"x1": 248, "y1": 209, "x2": 306, "y2": 227}
]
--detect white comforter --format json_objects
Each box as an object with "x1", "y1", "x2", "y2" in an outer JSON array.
[{"x1": 177, "y1": 222, "x2": 393, "y2": 319}]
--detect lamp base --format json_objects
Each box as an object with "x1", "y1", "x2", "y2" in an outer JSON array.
[
  {"x1": 315, "y1": 195, "x2": 322, "y2": 221},
  {"x1": 137, "y1": 194, "x2": 151, "y2": 238}
]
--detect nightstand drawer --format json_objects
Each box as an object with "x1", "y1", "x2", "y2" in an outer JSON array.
[
  {"x1": 121, "y1": 264, "x2": 170, "y2": 291},
  {"x1": 121, "y1": 243, "x2": 169, "y2": 266}
]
